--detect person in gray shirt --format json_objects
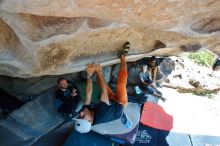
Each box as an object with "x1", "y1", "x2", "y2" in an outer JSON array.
[{"x1": 138, "y1": 65, "x2": 166, "y2": 102}]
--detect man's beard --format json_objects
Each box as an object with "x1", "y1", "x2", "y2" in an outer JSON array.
[{"x1": 61, "y1": 87, "x2": 67, "y2": 91}]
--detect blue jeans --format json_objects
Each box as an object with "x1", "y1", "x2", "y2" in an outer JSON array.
[{"x1": 139, "y1": 85, "x2": 155, "y2": 94}]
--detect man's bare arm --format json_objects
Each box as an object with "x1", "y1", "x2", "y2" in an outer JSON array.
[
  {"x1": 84, "y1": 64, "x2": 95, "y2": 105},
  {"x1": 152, "y1": 67, "x2": 158, "y2": 82},
  {"x1": 95, "y1": 64, "x2": 109, "y2": 104}
]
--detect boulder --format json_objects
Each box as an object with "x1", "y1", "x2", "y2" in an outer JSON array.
[
  {"x1": 0, "y1": 1, "x2": 220, "y2": 77},
  {"x1": 0, "y1": 73, "x2": 80, "y2": 100},
  {"x1": 212, "y1": 58, "x2": 220, "y2": 71},
  {"x1": 127, "y1": 64, "x2": 141, "y2": 85},
  {"x1": 80, "y1": 65, "x2": 112, "y2": 83},
  {"x1": 159, "y1": 57, "x2": 175, "y2": 76}
]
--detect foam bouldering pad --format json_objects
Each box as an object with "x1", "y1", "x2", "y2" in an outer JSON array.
[
  {"x1": 190, "y1": 135, "x2": 220, "y2": 146},
  {"x1": 157, "y1": 129, "x2": 191, "y2": 146},
  {"x1": 32, "y1": 122, "x2": 74, "y2": 146},
  {"x1": 92, "y1": 103, "x2": 141, "y2": 145},
  {"x1": 134, "y1": 124, "x2": 157, "y2": 146},
  {"x1": 106, "y1": 124, "x2": 139, "y2": 145},
  {"x1": 140, "y1": 102, "x2": 173, "y2": 131},
  {"x1": 63, "y1": 129, "x2": 118, "y2": 146},
  {"x1": 134, "y1": 124, "x2": 192, "y2": 146}
]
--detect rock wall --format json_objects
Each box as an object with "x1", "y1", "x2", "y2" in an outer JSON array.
[{"x1": 0, "y1": 0, "x2": 220, "y2": 77}]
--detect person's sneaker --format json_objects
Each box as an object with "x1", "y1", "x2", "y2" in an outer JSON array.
[
  {"x1": 121, "y1": 113, "x2": 132, "y2": 129},
  {"x1": 160, "y1": 97, "x2": 166, "y2": 102},
  {"x1": 156, "y1": 82, "x2": 162, "y2": 88},
  {"x1": 157, "y1": 90, "x2": 162, "y2": 95},
  {"x1": 118, "y1": 42, "x2": 130, "y2": 57}
]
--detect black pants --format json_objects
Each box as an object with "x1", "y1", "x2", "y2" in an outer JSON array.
[{"x1": 58, "y1": 95, "x2": 81, "y2": 114}]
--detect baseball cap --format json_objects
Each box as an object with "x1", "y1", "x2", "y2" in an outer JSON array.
[{"x1": 74, "y1": 119, "x2": 92, "y2": 133}]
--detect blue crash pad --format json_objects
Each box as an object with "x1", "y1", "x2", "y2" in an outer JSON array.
[
  {"x1": 134, "y1": 124, "x2": 191, "y2": 146},
  {"x1": 63, "y1": 129, "x2": 118, "y2": 146},
  {"x1": 191, "y1": 135, "x2": 220, "y2": 146},
  {"x1": 134, "y1": 123, "x2": 220, "y2": 146},
  {"x1": 157, "y1": 129, "x2": 191, "y2": 146},
  {"x1": 134, "y1": 124, "x2": 157, "y2": 146}
]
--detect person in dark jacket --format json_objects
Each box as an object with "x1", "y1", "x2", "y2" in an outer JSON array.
[{"x1": 55, "y1": 77, "x2": 81, "y2": 118}]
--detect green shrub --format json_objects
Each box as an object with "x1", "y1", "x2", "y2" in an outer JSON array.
[
  {"x1": 191, "y1": 91, "x2": 214, "y2": 99},
  {"x1": 187, "y1": 50, "x2": 215, "y2": 67}
]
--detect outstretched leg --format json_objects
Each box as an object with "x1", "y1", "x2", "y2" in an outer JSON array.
[
  {"x1": 115, "y1": 55, "x2": 128, "y2": 106},
  {"x1": 114, "y1": 42, "x2": 130, "y2": 106}
]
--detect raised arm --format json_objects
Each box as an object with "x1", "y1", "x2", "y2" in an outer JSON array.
[
  {"x1": 95, "y1": 64, "x2": 109, "y2": 104},
  {"x1": 84, "y1": 64, "x2": 95, "y2": 105}
]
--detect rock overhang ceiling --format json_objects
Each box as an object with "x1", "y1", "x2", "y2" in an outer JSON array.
[{"x1": 0, "y1": 0, "x2": 220, "y2": 77}]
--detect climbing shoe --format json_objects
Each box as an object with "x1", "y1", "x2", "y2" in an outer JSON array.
[{"x1": 118, "y1": 42, "x2": 130, "y2": 57}]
